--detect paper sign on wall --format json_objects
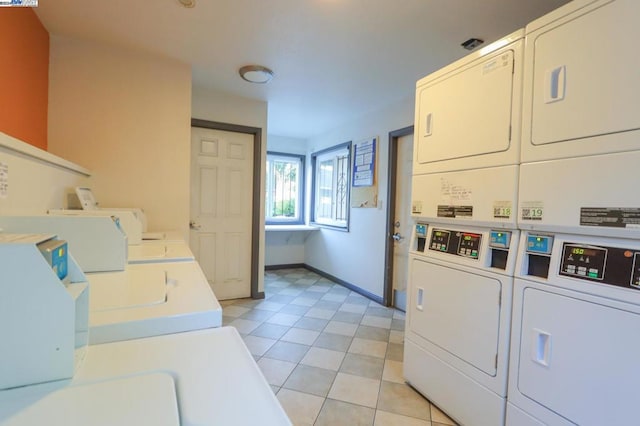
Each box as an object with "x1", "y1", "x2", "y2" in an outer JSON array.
[{"x1": 352, "y1": 137, "x2": 376, "y2": 187}]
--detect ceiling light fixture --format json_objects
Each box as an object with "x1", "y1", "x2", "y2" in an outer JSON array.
[
  {"x1": 239, "y1": 65, "x2": 274, "y2": 84},
  {"x1": 177, "y1": 0, "x2": 196, "y2": 8}
]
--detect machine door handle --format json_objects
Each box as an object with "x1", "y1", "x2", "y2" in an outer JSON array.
[
  {"x1": 189, "y1": 220, "x2": 201, "y2": 230},
  {"x1": 392, "y1": 232, "x2": 404, "y2": 241}
]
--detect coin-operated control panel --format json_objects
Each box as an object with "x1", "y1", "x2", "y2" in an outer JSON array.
[
  {"x1": 413, "y1": 223, "x2": 428, "y2": 252},
  {"x1": 428, "y1": 228, "x2": 482, "y2": 260},
  {"x1": 524, "y1": 234, "x2": 554, "y2": 278},
  {"x1": 489, "y1": 230, "x2": 512, "y2": 270},
  {"x1": 560, "y1": 243, "x2": 640, "y2": 291}
]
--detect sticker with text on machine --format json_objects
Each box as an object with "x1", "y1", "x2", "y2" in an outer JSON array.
[
  {"x1": 493, "y1": 201, "x2": 512, "y2": 219},
  {"x1": 520, "y1": 202, "x2": 544, "y2": 221}
]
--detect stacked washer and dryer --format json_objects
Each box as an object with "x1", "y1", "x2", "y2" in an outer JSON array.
[
  {"x1": 404, "y1": 30, "x2": 525, "y2": 426},
  {"x1": 406, "y1": 0, "x2": 640, "y2": 425},
  {"x1": 508, "y1": 0, "x2": 640, "y2": 425}
]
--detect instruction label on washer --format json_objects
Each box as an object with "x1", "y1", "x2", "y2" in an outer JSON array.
[
  {"x1": 0, "y1": 162, "x2": 7, "y2": 199},
  {"x1": 437, "y1": 205, "x2": 473, "y2": 218},
  {"x1": 412, "y1": 201, "x2": 423, "y2": 215},
  {"x1": 580, "y1": 207, "x2": 640, "y2": 228},
  {"x1": 520, "y1": 202, "x2": 544, "y2": 221}
]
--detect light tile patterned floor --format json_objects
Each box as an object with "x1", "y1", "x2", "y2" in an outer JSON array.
[{"x1": 221, "y1": 268, "x2": 459, "y2": 426}]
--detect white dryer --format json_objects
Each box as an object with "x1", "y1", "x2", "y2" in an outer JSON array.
[
  {"x1": 413, "y1": 30, "x2": 524, "y2": 175},
  {"x1": 507, "y1": 231, "x2": 640, "y2": 425},
  {"x1": 404, "y1": 224, "x2": 519, "y2": 426},
  {"x1": 520, "y1": 0, "x2": 640, "y2": 164},
  {"x1": 518, "y1": 0, "x2": 640, "y2": 238}
]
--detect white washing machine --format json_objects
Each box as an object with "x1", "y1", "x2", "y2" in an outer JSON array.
[
  {"x1": 404, "y1": 223, "x2": 519, "y2": 426},
  {"x1": 0, "y1": 216, "x2": 222, "y2": 344},
  {"x1": 507, "y1": 231, "x2": 640, "y2": 425},
  {"x1": 0, "y1": 328, "x2": 291, "y2": 426},
  {"x1": 0, "y1": 235, "x2": 289, "y2": 426},
  {"x1": 127, "y1": 239, "x2": 195, "y2": 264},
  {"x1": 413, "y1": 29, "x2": 524, "y2": 175},
  {"x1": 520, "y1": 0, "x2": 640, "y2": 165},
  {"x1": 86, "y1": 260, "x2": 221, "y2": 344}
]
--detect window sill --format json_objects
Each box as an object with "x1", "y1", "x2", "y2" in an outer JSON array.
[{"x1": 265, "y1": 225, "x2": 320, "y2": 232}]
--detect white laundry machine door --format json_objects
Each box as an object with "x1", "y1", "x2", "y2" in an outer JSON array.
[
  {"x1": 521, "y1": 0, "x2": 640, "y2": 163},
  {"x1": 405, "y1": 256, "x2": 512, "y2": 426},
  {"x1": 508, "y1": 278, "x2": 640, "y2": 425},
  {"x1": 413, "y1": 31, "x2": 523, "y2": 174}
]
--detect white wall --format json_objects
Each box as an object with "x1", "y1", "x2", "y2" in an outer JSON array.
[
  {"x1": 192, "y1": 87, "x2": 268, "y2": 292},
  {"x1": 305, "y1": 96, "x2": 414, "y2": 299},
  {"x1": 47, "y1": 35, "x2": 192, "y2": 238},
  {"x1": 265, "y1": 134, "x2": 309, "y2": 267},
  {"x1": 0, "y1": 132, "x2": 90, "y2": 215},
  {"x1": 268, "y1": 135, "x2": 308, "y2": 155}
]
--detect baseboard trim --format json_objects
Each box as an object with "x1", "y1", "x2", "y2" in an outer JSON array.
[
  {"x1": 302, "y1": 264, "x2": 384, "y2": 305},
  {"x1": 265, "y1": 263, "x2": 306, "y2": 271}
]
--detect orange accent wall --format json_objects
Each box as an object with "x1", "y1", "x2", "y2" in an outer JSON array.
[{"x1": 0, "y1": 8, "x2": 49, "y2": 150}]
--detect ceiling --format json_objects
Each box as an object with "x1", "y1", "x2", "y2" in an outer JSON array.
[{"x1": 35, "y1": 0, "x2": 571, "y2": 139}]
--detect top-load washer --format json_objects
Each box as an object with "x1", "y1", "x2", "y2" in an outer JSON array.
[
  {"x1": 0, "y1": 237, "x2": 289, "y2": 425},
  {"x1": 413, "y1": 30, "x2": 524, "y2": 175},
  {"x1": 0, "y1": 216, "x2": 222, "y2": 344},
  {"x1": 0, "y1": 328, "x2": 291, "y2": 426},
  {"x1": 520, "y1": 0, "x2": 640, "y2": 164},
  {"x1": 404, "y1": 223, "x2": 519, "y2": 426}
]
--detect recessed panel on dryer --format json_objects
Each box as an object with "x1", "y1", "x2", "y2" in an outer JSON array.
[
  {"x1": 518, "y1": 151, "x2": 640, "y2": 238},
  {"x1": 413, "y1": 30, "x2": 523, "y2": 174},
  {"x1": 521, "y1": 0, "x2": 640, "y2": 163},
  {"x1": 412, "y1": 166, "x2": 519, "y2": 227}
]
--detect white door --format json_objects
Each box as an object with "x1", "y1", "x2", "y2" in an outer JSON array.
[
  {"x1": 190, "y1": 127, "x2": 254, "y2": 300},
  {"x1": 392, "y1": 134, "x2": 413, "y2": 310}
]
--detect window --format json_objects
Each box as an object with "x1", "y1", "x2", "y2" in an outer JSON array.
[
  {"x1": 265, "y1": 152, "x2": 305, "y2": 225},
  {"x1": 311, "y1": 142, "x2": 351, "y2": 229}
]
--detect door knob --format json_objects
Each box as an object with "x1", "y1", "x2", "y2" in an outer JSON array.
[
  {"x1": 189, "y1": 220, "x2": 201, "y2": 230},
  {"x1": 392, "y1": 232, "x2": 404, "y2": 241}
]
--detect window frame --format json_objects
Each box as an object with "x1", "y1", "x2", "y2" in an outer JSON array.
[
  {"x1": 265, "y1": 151, "x2": 306, "y2": 225},
  {"x1": 310, "y1": 141, "x2": 352, "y2": 230}
]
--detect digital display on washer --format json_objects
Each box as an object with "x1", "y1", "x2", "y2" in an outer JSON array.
[
  {"x1": 560, "y1": 244, "x2": 606, "y2": 280},
  {"x1": 429, "y1": 229, "x2": 451, "y2": 252},
  {"x1": 559, "y1": 242, "x2": 640, "y2": 291},
  {"x1": 457, "y1": 233, "x2": 481, "y2": 259},
  {"x1": 429, "y1": 229, "x2": 481, "y2": 259}
]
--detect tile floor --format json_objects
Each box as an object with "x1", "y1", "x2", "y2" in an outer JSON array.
[{"x1": 220, "y1": 267, "x2": 458, "y2": 426}]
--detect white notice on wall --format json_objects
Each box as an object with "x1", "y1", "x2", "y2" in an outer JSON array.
[{"x1": 0, "y1": 162, "x2": 7, "y2": 199}]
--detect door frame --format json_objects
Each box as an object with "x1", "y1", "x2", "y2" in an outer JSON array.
[
  {"x1": 191, "y1": 118, "x2": 264, "y2": 299},
  {"x1": 383, "y1": 125, "x2": 414, "y2": 307}
]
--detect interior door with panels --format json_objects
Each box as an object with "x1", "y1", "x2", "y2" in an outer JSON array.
[{"x1": 190, "y1": 127, "x2": 254, "y2": 300}]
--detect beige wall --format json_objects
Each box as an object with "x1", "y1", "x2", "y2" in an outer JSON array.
[
  {"x1": 192, "y1": 87, "x2": 268, "y2": 293},
  {"x1": 47, "y1": 35, "x2": 192, "y2": 237}
]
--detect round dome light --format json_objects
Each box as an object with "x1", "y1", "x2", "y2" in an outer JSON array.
[{"x1": 239, "y1": 65, "x2": 274, "y2": 84}]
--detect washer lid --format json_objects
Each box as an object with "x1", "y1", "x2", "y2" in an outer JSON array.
[
  {"x1": 0, "y1": 373, "x2": 179, "y2": 426},
  {"x1": 88, "y1": 267, "x2": 167, "y2": 311}
]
